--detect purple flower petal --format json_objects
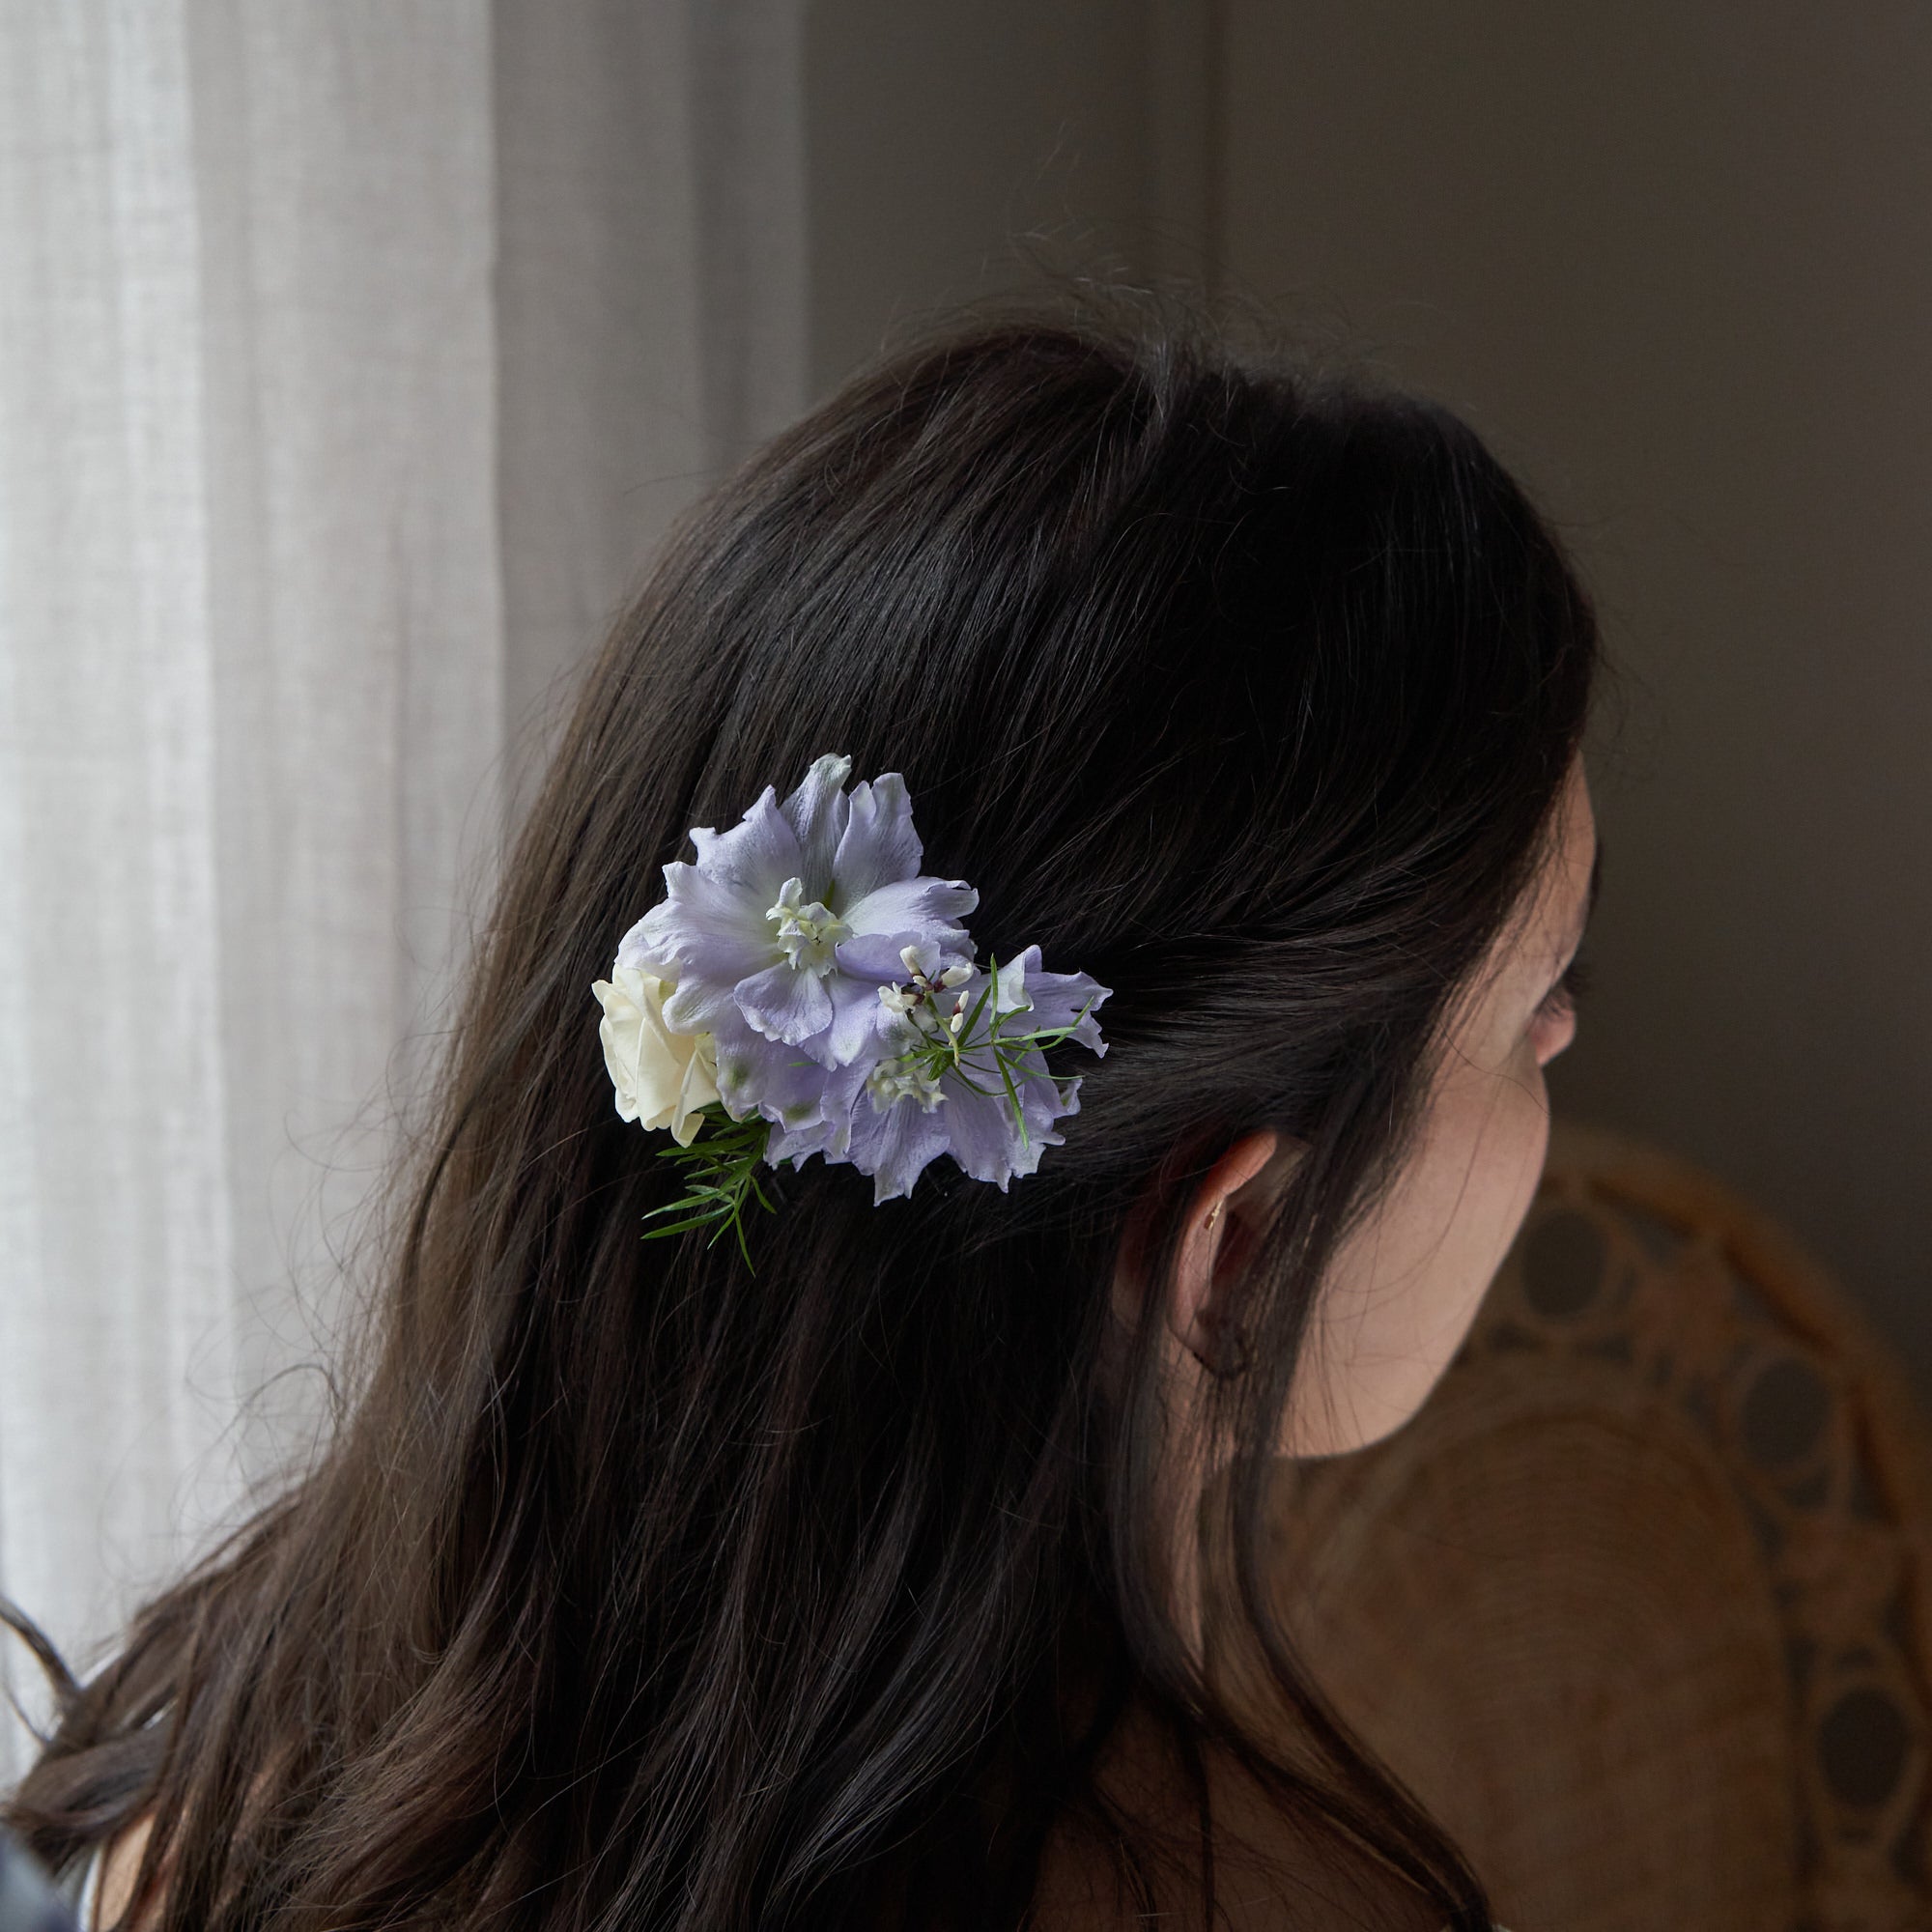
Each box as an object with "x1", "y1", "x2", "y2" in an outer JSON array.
[
  {"x1": 994, "y1": 948, "x2": 1111, "y2": 1055},
  {"x1": 661, "y1": 973, "x2": 753, "y2": 1037},
  {"x1": 847, "y1": 1094, "x2": 955, "y2": 1204},
  {"x1": 823, "y1": 967, "x2": 891, "y2": 1065},
  {"x1": 832, "y1": 773, "x2": 923, "y2": 901},
  {"x1": 842, "y1": 875, "x2": 979, "y2": 943},
  {"x1": 833, "y1": 929, "x2": 969, "y2": 984},
  {"x1": 937, "y1": 1075, "x2": 1062, "y2": 1188},
  {"x1": 734, "y1": 959, "x2": 835, "y2": 1046},
  {"x1": 688, "y1": 787, "x2": 803, "y2": 903},
  {"x1": 764, "y1": 1057, "x2": 872, "y2": 1164},
  {"x1": 780, "y1": 753, "x2": 853, "y2": 891},
  {"x1": 713, "y1": 1019, "x2": 830, "y2": 1122},
  {"x1": 624, "y1": 863, "x2": 775, "y2": 988},
  {"x1": 834, "y1": 931, "x2": 911, "y2": 982}
]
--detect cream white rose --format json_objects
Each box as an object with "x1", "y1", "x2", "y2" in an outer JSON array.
[{"x1": 590, "y1": 963, "x2": 720, "y2": 1146}]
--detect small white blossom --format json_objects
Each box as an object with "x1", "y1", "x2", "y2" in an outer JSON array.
[
  {"x1": 767, "y1": 876, "x2": 852, "y2": 976},
  {"x1": 867, "y1": 1056, "x2": 947, "y2": 1114}
]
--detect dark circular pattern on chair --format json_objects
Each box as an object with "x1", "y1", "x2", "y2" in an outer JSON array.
[
  {"x1": 1818, "y1": 1685, "x2": 1911, "y2": 1811},
  {"x1": 1520, "y1": 1207, "x2": 1607, "y2": 1322},
  {"x1": 1742, "y1": 1356, "x2": 1833, "y2": 1471}
]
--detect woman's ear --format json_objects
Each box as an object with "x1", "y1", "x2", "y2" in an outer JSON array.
[{"x1": 1168, "y1": 1130, "x2": 1293, "y2": 1377}]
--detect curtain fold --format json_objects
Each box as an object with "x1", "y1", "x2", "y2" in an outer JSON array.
[
  {"x1": 493, "y1": 0, "x2": 807, "y2": 791},
  {"x1": 0, "y1": 0, "x2": 806, "y2": 1781}
]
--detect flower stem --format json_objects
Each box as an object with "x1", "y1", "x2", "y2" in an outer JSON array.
[{"x1": 641, "y1": 1104, "x2": 776, "y2": 1269}]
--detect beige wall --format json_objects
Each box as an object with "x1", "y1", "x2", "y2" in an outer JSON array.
[
  {"x1": 804, "y1": 3, "x2": 1932, "y2": 1392},
  {"x1": 806, "y1": 0, "x2": 1213, "y2": 390},
  {"x1": 1217, "y1": 0, "x2": 1932, "y2": 1388}
]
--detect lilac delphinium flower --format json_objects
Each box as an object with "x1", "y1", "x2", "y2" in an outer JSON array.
[
  {"x1": 617, "y1": 753, "x2": 979, "y2": 1151},
  {"x1": 844, "y1": 944, "x2": 1111, "y2": 1204}
]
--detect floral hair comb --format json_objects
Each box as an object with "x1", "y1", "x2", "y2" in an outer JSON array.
[{"x1": 591, "y1": 754, "x2": 1110, "y2": 1258}]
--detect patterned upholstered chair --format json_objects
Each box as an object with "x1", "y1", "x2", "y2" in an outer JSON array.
[{"x1": 1260, "y1": 1124, "x2": 1932, "y2": 1932}]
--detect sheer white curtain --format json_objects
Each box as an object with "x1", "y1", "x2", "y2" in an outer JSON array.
[{"x1": 0, "y1": 0, "x2": 805, "y2": 1779}]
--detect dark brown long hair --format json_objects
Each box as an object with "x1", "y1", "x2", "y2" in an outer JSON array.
[{"x1": 6, "y1": 312, "x2": 1595, "y2": 1929}]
